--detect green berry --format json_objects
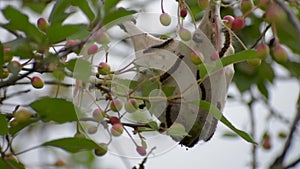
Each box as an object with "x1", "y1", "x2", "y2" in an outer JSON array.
[
  {"x1": 14, "y1": 109, "x2": 31, "y2": 123},
  {"x1": 179, "y1": 28, "x2": 191, "y2": 41},
  {"x1": 256, "y1": 43, "x2": 269, "y2": 59},
  {"x1": 110, "y1": 98, "x2": 123, "y2": 112},
  {"x1": 125, "y1": 98, "x2": 138, "y2": 113},
  {"x1": 111, "y1": 123, "x2": 123, "y2": 136},
  {"x1": 98, "y1": 62, "x2": 111, "y2": 75},
  {"x1": 37, "y1": 17, "x2": 49, "y2": 32},
  {"x1": 31, "y1": 76, "x2": 44, "y2": 89},
  {"x1": 160, "y1": 13, "x2": 171, "y2": 26},
  {"x1": 94, "y1": 143, "x2": 108, "y2": 156}
]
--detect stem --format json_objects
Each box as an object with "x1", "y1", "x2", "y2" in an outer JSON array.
[{"x1": 160, "y1": 0, "x2": 165, "y2": 13}]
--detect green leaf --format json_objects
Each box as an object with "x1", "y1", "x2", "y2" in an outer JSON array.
[
  {"x1": 72, "y1": 59, "x2": 92, "y2": 82},
  {"x1": 257, "y1": 81, "x2": 269, "y2": 99},
  {"x1": 222, "y1": 132, "x2": 238, "y2": 138},
  {"x1": 47, "y1": 24, "x2": 88, "y2": 44},
  {"x1": 42, "y1": 137, "x2": 100, "y2": 153},
  {"x1": 104, "y1": 0, "x2": 120, "y2": 13},
  {"x1": 9, "y1": 119, "x2": 38, "y2": 136},
  {"x1": 198, "y1": 50, "x2": 257, "y2": 79},
  {"x1": 196, "y1": 100, "x2": 256, "y2": 144},
  {"x1": 49, "y1": 0, "x2": 71, "y2": 24},
  {"x1": 0, "y1": 114, "x2": 8, "y2": 135},
  {"x1": 2, "y1": 6, "x2": 44, "y2": 43},
  {"x1": 30, "y1": 98, "x2": 78, "y2": 123},
  {"x1": 0, "y1": 158, "x2": 25, "y2": 169},
  {"x1": 147, "y1": 121, "x2": 159, "y2": 130},
  {"x1": 103, "y1": 8, "x2": 136, "y2": 25},
  {"x1": 71, "y1": 0, "x2": 95, "y2": 21},
  {"x1": 22, "y1": 1, "x2": 49, "y2": 14}
]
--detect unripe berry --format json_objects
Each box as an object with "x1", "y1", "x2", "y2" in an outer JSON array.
[
  {"x1": 98, "y1": 62, "x2": 111, "y2": 75},
  {"x1": 159, "y1": 13, "x2": 171, "y2": 26},
  {"x1": 54, "y1": 159, "x2": 66, "y2": 166},
  {"x1": 179, "y1": 28, "x2": 191, "y2": 41},
  {"x1": 31, "y1": 76, "x2": 44, "y2": 89},
  {"x1": 94, "y1": 31, "x2": 110, "y2": 44},
  {"x1": 125, "y1": 98, "x2": 138, "y2": 113},
  {"x1": 273, "y1": 44, "x2": 288, "y2": 63},
  {"x1": 92, "y1": 108, "x2": 104, "y2": 121},
  {"x1": 110, "y1": 98, "x2": 123, "y2": 112},
  {"x1": 14, "y1": 109, "x2": 31, "y2": 123},
  {"x1": 256, "y1": 43, "x2": 269, "y2": 59},
  {"x1": 136, "y1": 146, "x2": 147, "y2": 156},
  {"x1": 87, "y1": 44, "x2": 98, "y2": 55},
  {"x1": 109, "y1": 116, "x2": 121, "y2": 125},
  {"x1": 190, "y1": 50, "x2": 204, "y2": 65},
  {"x1": 231, "y1": 17, "x2": 245, "y2": 31},
  {"x1": 87, "y1": 126, "x2": 98, "y2": 134},
  {"x1": 111, "y1": 123, "x2": 123, "y2": 136},
  {"x1": 180, "y1": 8, "x2": 188, "y2": 18},
  {"x1": 241, "y1": 0, "x2": 254, "y2": 14},
  {"x1": 37, "y1": 17, "x2": 49, "y2": 32},
  {"x1": 94, "y1": 143, "x2": 108, "y2": 156},
  {"x1": 65, "y1": 40, "x2": 81, "y2": 47},
  {"x1": 74, "y1": 132, "x2": 86, "y2": 138},
  {"x1": 223, "y1": 15, "x2": 234, "y2": 28},
  {"x1": 264, "y1": 3, "x2": 286, "y2": 23},
  {"x1": 198, "y1": 0, "x2": 210, "y2": 10},
  {"x1": 247, "y1": 58, "x2": 261, "y2": 66}
]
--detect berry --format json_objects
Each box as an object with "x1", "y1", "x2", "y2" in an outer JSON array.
[
  {"x1": 198, "y1": 0, "x2": 210, "y2": 10},
  {"x1": 109, "y1": 116, "x2": 121, "y2": 125},
  {"x1": 54, "y1": 159, "x2": 66, "y2": 166},
  {"x1": 110, "y1": 98, "x2": 123, "y2": 112},
  {"x1": 136, "y1": 146, "x2": 147, "y2": 156},
  {"x1": 94, "y1": 31, "x2": 110, "y2": 44},
  {"x1": 111, "y1": 123, "x2": 123, "y2": 136},
  {"x1": 211, "y1": 51, "x2": 219, "y2": 61},
  {"x1": 231, "y1": 17, "x2": 245, "y2": 31},
  {"x1": 190, "y1": 50, "x2": 204, "y2": 65},
  {"x1": 159, "y1": 13, "x2": 171, "y2": 26},
  {"x1": 87, "y1": 44, "x2": 98, "y2": 55},
  {"x1": 264, "y1": 3, "x2": 286, "y2": 23},
  {"x1": 14, "y1": 109, "x2": 31, "y2": 123},
  {"x1": 241, "y1": 0, "x2": 254, "y2": 14},
  {"x1": 273, "y1": 44, "x2": 288, "y2": 62},
  {"x1": 94, "y1": 143, "x2": 108, "y2": 156},
  {"x1": 31, "y1": 76, "x2": 44, "y2": 89},
  {"x1": 87, "y1": 126, "x2": 98, "y2": 134},
  {"x1": 247, "y1": 58, "x2": 261, "y2": 66},
  {"x1": 125, "y1": 98, "x2": 138, "y2": 113},
  {"x1": 256, "y1": 43, "x2": 269, "y2": 59},
  {"x1": 98, "y1": 62, "x2": 111, "y2": 75},
  {"x1": 262, "y1": 138, "x2": 271, "y2": 150},
  {"x1": 65, "y1": 40, "x2": 81, "y2": 47},
  {"x1": 223, "y1": 15, "x2": 234, "y2": 28},
  {"x1": 37, "y1": 17, "x2": 49, "y2": 32},
  {"x1": 180, "y1": 8, "x2": 188, "y2": 18},
  {"x1": 92, "y1": 108, "x2": 104, "y2": 121},
  {"x1": 179, "y1": 28, "x2": 191, "y2": 41},
  {"x1": 74, "y1": 132, "x2": 85, "y2": 138}
]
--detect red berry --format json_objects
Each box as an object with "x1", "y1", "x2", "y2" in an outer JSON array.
[
  {"x1": 31, "y1": 76, "x2": 44, "y2": 89},
  {"x1": 180, "y1": 8, "x2": 188, "y2": 18},
  {"x1": 111, "y1": 123, "x2": 123, "y2": 136},
  {"x1": 37, "y1": 17, "x2": 49, "y2": 32},
  {"x1": 98, "y1": 62, "x2": 111, "y2": 75},
  {"x1": 136, "y1": 146, "x2": 147, "y2": 156},
  {"x1": 256, "y1": 43, "x2": 269, "y2": 59},
  {"x1": 231, "y1": 17, "x2": 245, "y2": 31},
  {"x1": 87, "y1": 44, "x2": 98, "y2": 55},
  {"x1": 160, "y1": 13, "x2": 171, "y2": 26},
  {"x1": 110, "y1": 98, "x2": 123, "y2": 112},
  {"x1": 109, "y1": 116, "x2": 121, "y2": 125},
  {"x1": 223, "y1": 15, "x2": 235, "y2": 28},
  {"x1": 54, "y1": 159, "x2": 66, "y2": 166},
  {"x1": 273, "y1": 44, "x2": 288, "y2": 62},
  {"x1": 262, "y1": 138, "x2": 271, "y2": 150},
  {"x1": 94, "y1": 143, "x2": 108, "y2": 156},
  {"x1": 179, "y1": 28, "x2": 191, "y2": 41}
]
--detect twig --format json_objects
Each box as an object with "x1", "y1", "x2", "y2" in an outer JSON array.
[
  {"x1": 269, "y1": 92, "x2": 300, "y2": 169},
  {"x1": 0, "y1": 89, "x2": 30, "y2": 103},
  {"x1": 248, "y1": 93, "x2": 257, "y2": 169},
  {"x1": 285, "y1": 156, "x2": 300, "y2": 169}
]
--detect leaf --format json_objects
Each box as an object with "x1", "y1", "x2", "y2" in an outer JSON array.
[
  {"x1": 166, "y1": 123, "x2": 189, "y2": 138},
  {"x1": 257, "y1": 81, "x2": 269, "y2": 99},
  {"x1": 9, "y1": 119, "x2": 38, "y2": 136},
  {"x1": 49, "y1": 0, "x2": 71, "y2": 24},
  {"x1": 0, "y1": 114, "x2": 8, "y2": 135},
  {"x1": 147, "y1": 121, "x2": 159, "y2": 130},
  {"x1": 42, "y1": 137, "x2": 100, "y2": 153},
  {"x1": 30, "y1": 98, "x2": 78, "y2": 123},
  {"x1": 70, "y1": 0, "x2": 95, "y2": 21},
  {"x1": 198, "y1": 50, "x2": 257, "y2": 79},
  {"x1": 0, "y1": 158, "x2": 25, "y2": 169},
  {"x1": 72, "y1": 59, "x2": 92, "y2": 82},
  {"x1": 196, "y1": 100, "x2": 256, "y2": 144},
  {"x1": 22, "y1": 1, "x2": 49, "y2": 14},
  {"x1": 47, "y1": 24, "x2": 88, "y2": 44},
  {"x1": 103, "y1": 8, "x2": 136, "y2": 25},
  {"x1": 104, "y1": 0, "x2": 120, "y2": 13},
  {"x1": 2, "y1": 6, "x2": 44, "y2": 43},
  {"x1": 222, "y1": 132, "x2": 238, "y2": 138}
]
